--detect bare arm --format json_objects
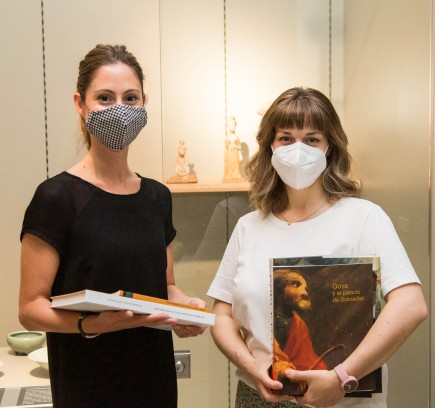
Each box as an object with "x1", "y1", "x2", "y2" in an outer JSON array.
[
  {"x1": 287, "y1": 283, "x2": 427, "y2": 407},
  {"x1": 341, "y1": 283, "x2": 427, "y2": 378},
  {"x1": 19, "y1": 233, "x2": 68, "y2": 331},
  {"x1": 19, "y1": 234, "x2": 179, "y2": 335},
  {"x1": 211, "y1": 299, "x2": 293, "y2": 403},
  {"x1": 166, "y1": 244, "x2": 207, "y2": 337}
]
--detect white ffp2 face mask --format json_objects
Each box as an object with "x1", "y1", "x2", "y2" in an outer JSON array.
[{"x1": 271, "y1": 142, "x2": 327, "y2": 190}]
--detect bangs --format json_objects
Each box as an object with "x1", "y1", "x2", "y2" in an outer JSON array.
[{"x1": 270, "y1": 96, "x2": 328, "y2": 132}]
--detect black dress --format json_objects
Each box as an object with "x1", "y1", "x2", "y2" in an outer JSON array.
[{"x1": 21, "y1": 172, "x2": 177, "y2": 408}]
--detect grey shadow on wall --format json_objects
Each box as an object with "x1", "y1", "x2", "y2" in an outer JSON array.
[
  {"x1": 193, "y1": 193, "x2": 250, "y2": 261},
  {"x1": 240, "y1": 142, "x2": 250, "y2": 180},
  {"x1": 171, "y1": 192, "x2": 250, "y2": 262}
]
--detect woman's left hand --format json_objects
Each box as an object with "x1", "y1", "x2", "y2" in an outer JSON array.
[
  {"x1": 173, "y1": 323, "x2": 206, "y2": 338},
  {"x1": 172, "y1": 296, "x2": 207, "y2": 338},
  {"x1": 284, "y1": 369, "x2": 344, "y2": 408}
]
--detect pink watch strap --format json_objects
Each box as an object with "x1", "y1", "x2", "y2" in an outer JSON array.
[{"x1": 334, "y1": 364, "x2": 348, "y2": 381}]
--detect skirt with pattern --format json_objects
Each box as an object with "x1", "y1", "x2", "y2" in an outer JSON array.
[{"x1": 235, "y1": 380, "x2": 310, "y2": 408}]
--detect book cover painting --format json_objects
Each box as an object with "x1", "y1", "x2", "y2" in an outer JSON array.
[{"x1": 271, "y1": 256, "x2": 381, "y2": 397}]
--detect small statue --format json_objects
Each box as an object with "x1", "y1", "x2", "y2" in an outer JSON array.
[
  {"x1": 223, "y1": 116, "x2": 245, "y2": 182},
  {"x1": 174, "y1": 140, "x2": 190, "y2": 177},
  {"x1": 166, "y1": 140, "x2": 198, "y2": 184}
]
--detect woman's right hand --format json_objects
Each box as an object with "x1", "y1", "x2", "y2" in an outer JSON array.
[
  {"x1": 244, "y1": 353, "x2": 297, "y2": 403},
  {"x1": 210, "y1": 301, "x2": 296, "y2": 403}
]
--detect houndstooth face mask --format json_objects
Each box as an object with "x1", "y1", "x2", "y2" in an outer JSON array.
[{"x1": 86, "y1": 104, "x2": 148, "y2": 151}]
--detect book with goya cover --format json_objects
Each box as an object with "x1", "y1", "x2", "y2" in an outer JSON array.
[
  {"x1": 270, "y1": 256, "x2": 382, "y2": 397},
  {"x1": 50, "y1": 289, "x2": 215, "y2": 329}
]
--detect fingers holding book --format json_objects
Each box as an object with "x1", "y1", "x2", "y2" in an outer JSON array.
[
  {"x1": 91, "y1": 310, "x2": 180, "y2": 332},
  {"x1": 173, "y1": 324, "x2": 206, "y2": 338}
]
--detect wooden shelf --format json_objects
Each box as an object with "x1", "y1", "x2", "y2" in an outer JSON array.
[{"x1": 166, "y1": 181, "x2": 250, "y2": 193}]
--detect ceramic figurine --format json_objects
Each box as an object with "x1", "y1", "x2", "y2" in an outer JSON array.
[
  {"x1": 166, "y1": 140, "x2": 198, "y2": 184},
  {"x1": 223, "y1": 116, "x2": 245, "y2": 182}
]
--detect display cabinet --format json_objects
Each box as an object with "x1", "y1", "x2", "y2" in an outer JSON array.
[
  {"x1": 170, "y1": 191, "x2": 249, "y2": 407},
  {"x1": 0, "y1": 1, "x2": 430, "y2": 407}
]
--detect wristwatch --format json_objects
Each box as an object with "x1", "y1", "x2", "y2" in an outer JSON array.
[{"x1": 333, "y1": 364, "x2": 358, "y2": 393}]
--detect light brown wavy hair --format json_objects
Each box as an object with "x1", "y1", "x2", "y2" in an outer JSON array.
[
  {"x1": 247, "y1": 87, "x2": 360, "y2": 216},
  {"x1": 76, "y1": 44, "x2": 145, "y2": 150}
]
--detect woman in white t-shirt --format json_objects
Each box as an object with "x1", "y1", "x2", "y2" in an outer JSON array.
[{"x1": 207, "y1": 87, "x2": 427, "y2": 408}]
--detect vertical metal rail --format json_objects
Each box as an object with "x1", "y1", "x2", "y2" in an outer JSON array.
[
  {"x1": 223, "y1": 3, "x2": 231, "y2": 405},
  {"x1": 40, "y1": 0, "x2": 49, "y2": 179},
  {"x1": 329, "y1": 0, "x2": 332, "y2": 100}
]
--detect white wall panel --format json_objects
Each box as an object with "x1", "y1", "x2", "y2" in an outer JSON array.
[
  {"x1": 0, "y1": 0, "x2": 46, "y2": 339},
  {"x1": 226, "y1": 0, "x2": 331, "y2": 164},
  {"x1": 160, "y1": 0, "x2": 333, "y2": 183},
  {"x1": 160, "y1": 3, "x2": 231, "y2": 406},
  {"x1": 43, "y1": 0, "x2": 162, "y2": 180},
  {"x1": 344, "y1": 1, "x2": 430, "y2": 406},
  {"x1": 160, "y1": 0, "x2": 226, "y2": 182}
]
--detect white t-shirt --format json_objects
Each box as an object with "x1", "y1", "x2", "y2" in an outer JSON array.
[{"x1": 207, "y1": 197, "x2": 421, "y2": 408}]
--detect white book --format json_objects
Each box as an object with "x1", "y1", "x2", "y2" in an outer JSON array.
[{"x1": 51, "y1": 289, "x2": 215, "y2": 329}]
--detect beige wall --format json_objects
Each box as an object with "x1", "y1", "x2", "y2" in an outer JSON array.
[
  {"x1": 0, "y1": 0, "x2": 46, "y2": 340},
  {"x1": 343, "y1": 0, "x2": 430, "y2": 406},
  {"x1": 161, "y1": 0, "x2": 334, "y2": 182},
  {"x1": 42, "y1": 0, "x2": 163, "y2": 179}
]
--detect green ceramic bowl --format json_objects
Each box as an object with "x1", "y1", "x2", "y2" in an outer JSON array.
[{"x1": 7, "y1": 331, "x2": 46, "y2": 355}]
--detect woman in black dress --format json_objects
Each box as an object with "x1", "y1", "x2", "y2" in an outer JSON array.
[{"x1": 19, "y1": 44, "x2": 205, "y2": 408}]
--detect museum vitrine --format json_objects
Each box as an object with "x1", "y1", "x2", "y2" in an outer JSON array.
[{"x1": 0, "y1": 0, "x2": 430, "y2": 407}]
